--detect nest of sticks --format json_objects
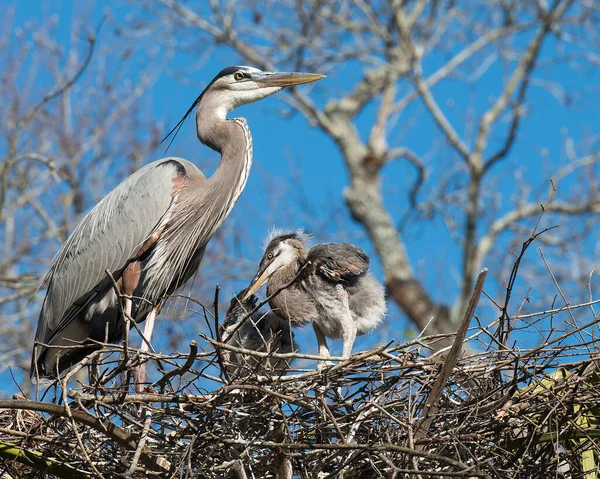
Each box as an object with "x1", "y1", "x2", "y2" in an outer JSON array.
[
  {"x1": 2, "y1": 273, "x2": 600, "y2": 478},
  {"x1": 2, "y1": 242, "x2": 600, "y2": 478}
]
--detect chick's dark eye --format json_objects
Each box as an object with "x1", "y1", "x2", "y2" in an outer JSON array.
[
  {"x1": 234, "y1": 72, "x2": 245, "y2": 81},
  {"x1": 267, "y1": 251, "x2": 274, "y2": 259}
]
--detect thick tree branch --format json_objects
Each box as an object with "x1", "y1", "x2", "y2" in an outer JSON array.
[{"x1": 412, "y1": 64, "x2": 471, "y2": 162}]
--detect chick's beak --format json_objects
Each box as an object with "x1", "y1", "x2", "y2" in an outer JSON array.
[
  {"x1": 254, "y1": 71, "x2": 326, "y2": 88},
  {"x1": 242, "y1": 265, "x2": 273, "y2": 301}
]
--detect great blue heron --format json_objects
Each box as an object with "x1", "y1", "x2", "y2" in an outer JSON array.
[
  {"x1": 222, "y1": 289, "x2": 296, "y2": 375},
  {"x1": 31, "y1": 66, "x2": 324, "y2": 381},
  {"x1": 243, "y1": 231, "x2": 386, "y2": 369}
]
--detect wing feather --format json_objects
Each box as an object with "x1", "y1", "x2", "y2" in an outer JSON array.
[
  {"x1": 308, "y1": 243, "x2": 370, "y2": 283},
  {"x1": 34, "y1": 158, "x2": 199, "y2": 351}
]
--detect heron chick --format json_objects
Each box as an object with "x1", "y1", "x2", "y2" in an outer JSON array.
[
  {"x1": 222, "y1": 289, "x2": 296, "y2": 375},
  {"x1": 243, "y1": 231, "x2": 386, "y2": 369},
  {"x1": 31, "y1": 66, "x2": 324, "y2": 380}
]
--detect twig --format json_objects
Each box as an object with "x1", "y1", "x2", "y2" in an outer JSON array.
[
  {"x1": 125, "y1": 407, "x2": 153, "y2": 476},
  {"x1": 415, "y1": 268, "x2": 488, "y2": 441},
  {"x1": 152, "y1": 340, "x2": 198, "y2": 390},
  {"x1": 212, "y1": 285, "x2": 230, "y2": 383},
  {"x1": 496, "y1": 180, "x2": 558, "y2": 349}
]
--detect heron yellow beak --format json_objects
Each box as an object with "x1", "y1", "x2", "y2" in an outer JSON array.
[
  {"x1": 255, "y1": 72, "x2": 326, "y2": 88},
  {"x1": 242, "y1": 267, "x2": 273, "y2": 301}
]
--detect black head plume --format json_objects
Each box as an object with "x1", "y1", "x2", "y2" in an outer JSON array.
[
  {"x1": 160, "y1": 66, "x2": 252, "y2": 153},
  {"x1": 160, "y1": 95, "x2": 201, "y2": 153}
]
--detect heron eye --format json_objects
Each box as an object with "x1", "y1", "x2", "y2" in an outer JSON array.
[
  {"x1": 234, "y1": 72, "x2": 245, "y2": 81},
  {"x1": 267, "y1": 251, "x2": 274, "y2": 259}
]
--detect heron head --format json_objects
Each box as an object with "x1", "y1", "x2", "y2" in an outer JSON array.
[
  {"x1": 202, "y1": 65, "x2": 325, "y2": 111},
  {"x1": 242, "y1": 230, "x2": 309, "y2": 300},
  {"x1": 162, "y1": 66, "x2": 325, "y2": 150}
]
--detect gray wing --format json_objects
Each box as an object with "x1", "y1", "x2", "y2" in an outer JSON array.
[
  {"x1": 308, "y1": 243, "x2": 370, "y2": 283},
  {"x1": 34, "y1": 158, "x2": 201, "y2": 348}
]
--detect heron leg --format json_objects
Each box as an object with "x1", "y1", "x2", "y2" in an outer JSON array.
[
  {"x1": 339, "y1": 288, "x2": 357, "y2": 358},
  {"x1": 118, "y1": 295, "x2": 134, "y2": 391},
  {"x1": 134, "y1": 307, "x2": 158, "y2": 392},
  {"x1": 341, "y1": 319, "x2": 357, "y2": 358},
  {"x1": 120, "y1": 262, "x2": 141, "y2": 391},
  {"x1": 313, "y1": 322, "x2": 331, "y2": 371}
]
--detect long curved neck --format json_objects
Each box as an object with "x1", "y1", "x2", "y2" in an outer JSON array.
[
  {"x1": 142, "y1": 108, "x2": 253, "y2": 300},
  {"x1": 208, "y1": 118, "x2": 253, "y2": 219},
  {"x1": 191, "y1": 106, "x2": 253, "y2": 243}
]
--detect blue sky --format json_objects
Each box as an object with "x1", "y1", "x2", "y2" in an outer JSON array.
[{"x1": 2, "y1": 1, "x2": 599, "y2": 394}]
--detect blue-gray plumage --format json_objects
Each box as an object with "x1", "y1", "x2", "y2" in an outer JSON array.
[
  {"x1": 243, "y1": 231, "x2": 386, "y2": 369},
  {"x1": 222, "y1": 289, "x2": 296, "y2": 375},
  {"x1": 31, "y1": 66, "x2": 325, "y2": 379}
]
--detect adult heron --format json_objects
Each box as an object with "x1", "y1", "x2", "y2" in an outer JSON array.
[
  {"x1": 243, "y1": 231, "x2": 386, "y2": 369},
  {"x1": 222, "y1": 289, "x2": 296, "y2": 375},
  {"x1": 31, "y1": 66, "x2": 324, "y2": 380}
]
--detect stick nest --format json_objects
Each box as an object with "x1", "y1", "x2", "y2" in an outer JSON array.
[{"x1": 1, "y1": 316, "x2": 600, "y2": 478}]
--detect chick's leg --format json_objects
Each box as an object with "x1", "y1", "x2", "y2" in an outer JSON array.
[{"x1": 313, "y1": 322, "x2": 331, "y2": 371}]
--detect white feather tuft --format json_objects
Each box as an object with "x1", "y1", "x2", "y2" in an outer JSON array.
[{"x1": 263, "y1": 227, "x2": 311, "y2": 251}]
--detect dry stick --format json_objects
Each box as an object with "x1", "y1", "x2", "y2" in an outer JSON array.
[
  {"x1": 215, "y1": 438, "x2": 474, "y2": 471},
  {"x1": 462, "y1": 311, "x2": 600, "y2": 388},
  {"x1": 320, "y1": 396, "x2": 346, "y2": 443},
  {"x1": 587, "y1": 269, "x2": 599, "y2": 350},
  {"x1": 496, "y1": 180, "x2": 557, "y2": 349},
  {"x1": 273, "y1": 410, "x2": 293, "y2": 479},
  {"x1": 539, "y1": 249, "x2": 581, "y2": 331},
  {"x1": 62, "y1": 351, "x2": 106, "y2": 479},
  {"x1": 495, "y1": 225, "x2": 558, "y2": 349},
  {"x1": 232, "y1": 460, "x2": 248, "y2": 479},
  {"x1": 204, "y1": 336, "x2": 388, "y2": 366},
  {"x1": 328, "y1": 342, "x2": 392, "y2": 373},
  {"x1": 345, "y1": 403, "x2": 375, "y2": 445},
  {"x1": 152, "y1": 340, "x2": 198, "y2": 390},
  {"x1": 71, "y1": 382, "x2": 313, "y2": 408},
  {"x1": 33, "y1": 344, "x2": 40, "y2": 401},
  {"x1": 203, "y1": 336, "x2": 394, "y2": 383},
  {"x1": 368, "y1": 469, "x2": 486, "y2": 478},
  {"x1": 0, "y1": 428, "x2": 58, "y2": 444},
  {"x1": 513, "y1": 298, "x2": 600, "y2": 320},
  {"x1": 126, "y1": 408, "x2": 153, "y2": 476},
  {"x1": 212, "y1": 285, "x2": 231, "y2": 383},
  {"x1": 414, "y1": 268, "x2": 488, "y2": 442}
]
